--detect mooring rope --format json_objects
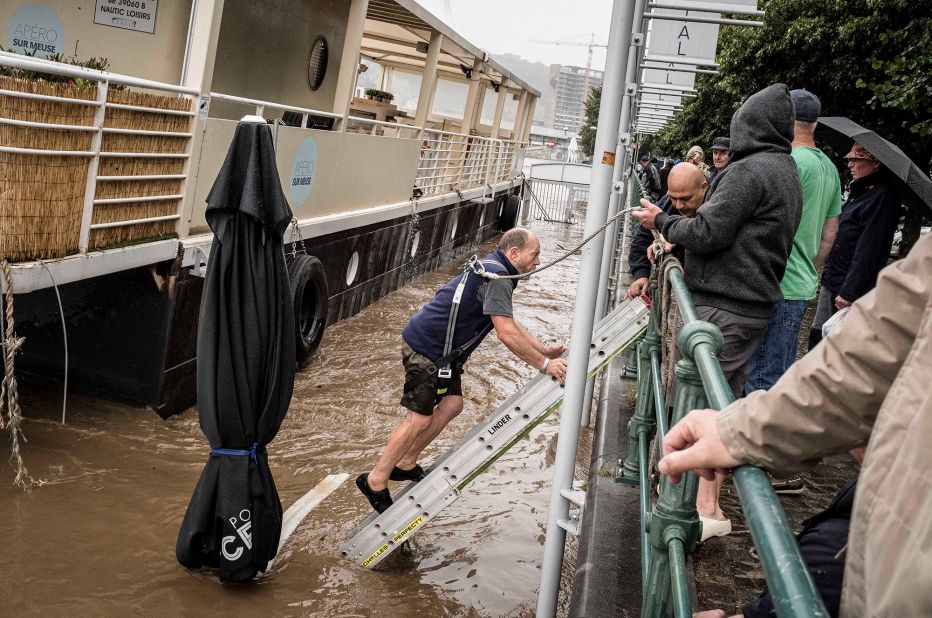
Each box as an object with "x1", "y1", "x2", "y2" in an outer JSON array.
[
  {"x1": 1, "y1": 260, "x2": 34, "y2": 489},
  {"x1": 465, "y1": 204, "x2": 640, "y2": 281}
]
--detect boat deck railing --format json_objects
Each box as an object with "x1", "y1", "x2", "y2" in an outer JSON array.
[
  {"x1": 209, "y1": 92, "x2": 523, "y2": 199},
  {"x1": 0, "y1": 51, "x2": 199, "y2": 255},
  {"x1": 0, "y1": 51, "x2": 526, "y2": 270},
  {"x1": 619, "y1": 176, "x2": 829, "y2": 617}
]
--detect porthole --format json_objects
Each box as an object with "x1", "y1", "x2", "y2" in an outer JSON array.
[
  {"x1": 346, "y1": 251, "x2": 359, "y2": 285},
  {"x1": 410, "y1": 231, "x2": 420, "y2": 257},
  {"x1": 308, "y1": 36, "x2": 329, "y2": 92}
]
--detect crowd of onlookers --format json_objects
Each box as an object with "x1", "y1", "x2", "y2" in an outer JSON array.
[{"x1": 625, "y1": 84, "x2": 931, "y2": 617}]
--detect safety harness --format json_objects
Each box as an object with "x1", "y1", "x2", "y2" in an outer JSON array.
[{"x1": 406, "y1": 256, "x2": 506, "y2": 390}]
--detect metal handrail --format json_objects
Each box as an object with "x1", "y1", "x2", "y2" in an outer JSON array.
[
  {"x1": 206, "y1": 91, "x2": 343, "y2": 119},
  {"x1": 0, "y1": 51, "x2": 524, "y2": 263},
  {"x1": 0, "y1": 51, "x2": 199, "y2": 95},
  {"x1": 668, "y1": 265, "x2": 828, "y2": 617},
  {"x1": 618, "y1": 175, "x2": 829, "y2": 617}
]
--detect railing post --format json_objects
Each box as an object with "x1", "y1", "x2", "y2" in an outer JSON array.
[
  {"x1": 642, "y1": 350, "x2": 710, "y2": 617},
  {"x1": 618, "y1": 326, "x2": 658, "y2": 483},
  {"x1": 619, "y1": 287, "x2": 661, "y2": 483},
  {"x1": 78, "y1": 79, "x2": 108, "y2": 253}
]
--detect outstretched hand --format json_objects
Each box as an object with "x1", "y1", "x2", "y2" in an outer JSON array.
[{"x1": 657, "y1": 409, "x2": 741, "y2": 484}]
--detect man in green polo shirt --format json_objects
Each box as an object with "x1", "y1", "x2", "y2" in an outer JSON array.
[{"x1": 745, "y1": 89, "x2": 840, "y2": 397}]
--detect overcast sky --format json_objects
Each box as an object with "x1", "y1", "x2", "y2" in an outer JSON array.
[{"x1": 417, "y1": 0, "x2": 614, "y2": 70}]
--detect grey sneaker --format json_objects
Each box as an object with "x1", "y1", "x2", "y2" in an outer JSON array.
[{"x1": 771, "y1": 474, "x2": 805, "y2": 495}]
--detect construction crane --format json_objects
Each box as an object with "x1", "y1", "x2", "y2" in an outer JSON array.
[{"x1": 531, "y1": 34, "x2": 608, "y2": 132}]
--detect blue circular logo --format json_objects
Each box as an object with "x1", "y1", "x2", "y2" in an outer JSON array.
[
  {"x1": 7, "y1": 4, "x2": 64, "y2": 59},
  {"x1": 290, "y1": 136, "x2": 318, "y2": 207}
]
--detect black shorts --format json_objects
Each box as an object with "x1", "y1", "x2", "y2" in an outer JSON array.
[{"x1": 400, "y1": 342, "x2": 463, "y2": 416}]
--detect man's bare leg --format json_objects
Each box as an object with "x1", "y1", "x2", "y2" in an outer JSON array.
[
  {"x1": 367, "y1": 409, "x2": 432, "y2": 491},
  {"x1": 696, "y1": 472, "x2": 727, "y2": 520},
  {"x1": 397, "y1": 395, "x2": 463, "y2": 470}
]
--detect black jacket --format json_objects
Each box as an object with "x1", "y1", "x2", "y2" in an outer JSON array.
[
  {"x1": 643, "y1": 163, "x2": 662, "y2": 195},
  {"x1": 654, "y1": 84, "x2": 803, "y2": 319},
  {"x1": 629, "y1": 194, "x2": 677, "y2": 280},
  {"x1": 659, "y1": 164, "x2": 672, "y2": 196},
  {"x1": 822, "y1": 170, "x2": 900, "y2": 301}
]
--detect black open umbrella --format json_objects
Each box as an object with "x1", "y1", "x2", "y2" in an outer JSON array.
[
  {"x1": 816, "y1": 116, "x2": 932, "y2": 220},
  {"x1": 176, "y1": 119, "x2": 296, "y2": 582}
]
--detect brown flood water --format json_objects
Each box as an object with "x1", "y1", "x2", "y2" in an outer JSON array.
[{"x1": 1, "y1": 219, "x2": 592, "y2": 617}]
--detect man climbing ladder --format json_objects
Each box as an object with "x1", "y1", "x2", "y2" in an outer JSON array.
[{"x1": 356, "y1": 228, "x2": 570, "y2": 513}]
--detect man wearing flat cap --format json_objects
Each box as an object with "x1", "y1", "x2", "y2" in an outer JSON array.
[
  {"x1": 746, "y1": 89, "x2": 842, "y2": 411},
  {"x1": 709, "y1": 136, "x2": 730, "y2": 182},
  {"x1": 810, "y1": 139, "x2": 901, "y2": 347}
]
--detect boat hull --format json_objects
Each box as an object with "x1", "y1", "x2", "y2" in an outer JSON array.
[{"x1": 13, "y1": 191, "x2": 515, "y2": 417}]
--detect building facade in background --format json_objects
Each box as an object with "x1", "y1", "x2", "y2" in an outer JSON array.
[{"x1": 547, "y1": 64, "x2": 603, "y2": 132}]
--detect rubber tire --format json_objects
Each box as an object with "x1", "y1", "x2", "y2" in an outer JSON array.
[
  {"x1": 287, "y1": 254, "x2": 329, "y2": 366},
  {"x1": 499, "y1": 194, "x2": 520, "y2": 231}
]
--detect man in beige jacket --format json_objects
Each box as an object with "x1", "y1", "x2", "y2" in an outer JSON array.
[{"x1": 658, "y1": 233, "x2": 932, "y2": 616}]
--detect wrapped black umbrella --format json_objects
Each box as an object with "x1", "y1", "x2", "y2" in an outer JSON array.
[
  {"x1": 176, "y1": 119, "x2": 296, "y2": 582},
  {"x1": 816, "y1": 116, "x2": 932, "y2": 220}
]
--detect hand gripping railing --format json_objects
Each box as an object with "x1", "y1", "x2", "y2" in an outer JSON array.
[{"x1": 616, "y1": 176, "x2": 828, "y2": 617}]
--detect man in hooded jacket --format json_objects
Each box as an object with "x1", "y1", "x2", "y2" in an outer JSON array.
[
  {"x1": 631, "y1": 84, "x2": 803, "y2": 538},
  {"x1": 632, "y1": 83, "x2": 802, "y2": 397}
]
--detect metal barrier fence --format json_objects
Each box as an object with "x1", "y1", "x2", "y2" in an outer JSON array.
[
  {"x1": 524, "y1": 179, "x2": 587, "y2": 223},
  {"x1": 617, "y1": 176, "x2": 829, "y2": 617}
]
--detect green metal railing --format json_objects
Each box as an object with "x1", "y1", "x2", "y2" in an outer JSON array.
[{"x1": 615, "y1": 176, "x2": 829, "y2": 617}]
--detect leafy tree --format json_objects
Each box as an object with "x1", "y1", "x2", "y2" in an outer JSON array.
[
  {"x1": 646, "y1": 0, "x2": 931, "y2": 171},
  {"x1": 580, "y1": 85, "x2": 602, "y2": 159}
]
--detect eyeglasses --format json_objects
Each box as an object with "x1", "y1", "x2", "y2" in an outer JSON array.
[{"x1": 844, "y1": 157, "x2": 874, "y2": 162}]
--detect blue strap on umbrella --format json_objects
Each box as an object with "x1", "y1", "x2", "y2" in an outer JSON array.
[{"x1": 211, "y1": 444, "x2": 259, "y2": 463}]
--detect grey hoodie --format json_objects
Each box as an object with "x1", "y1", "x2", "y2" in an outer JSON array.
[{"x1": 655, "y1": 83, "x2": 802, "y2": 318}]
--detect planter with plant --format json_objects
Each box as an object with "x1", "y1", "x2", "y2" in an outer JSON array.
[{"x1": 364, "y1": 88, "x2": 395, "y2": 104}]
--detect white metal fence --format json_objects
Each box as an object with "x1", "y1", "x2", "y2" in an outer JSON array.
[
  {"x1": 525, "y1": 162, "x2": 592, "y2": 224},
  {"x1": 414, "y1": 129, "x2": 519, "y2": 197},
  {"x1": 0, "y1": 51, "x2": 198, "y2": 254},
  {"x1": 0, "y1": 53, "x2": 525, "y2": 262}
]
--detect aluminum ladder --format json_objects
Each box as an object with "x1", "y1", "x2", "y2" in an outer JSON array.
[{"x1": 339, "y1": 297, "x2": 649, "y2": 568}]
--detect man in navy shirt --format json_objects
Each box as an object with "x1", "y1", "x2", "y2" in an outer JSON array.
[{"x1": 357, "y1": 228, "x2": 569, "y2": 513}]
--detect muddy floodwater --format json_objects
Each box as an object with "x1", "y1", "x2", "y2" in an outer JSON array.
[{"x1": 1, "y1": 219, "x2": 592, "y2": 616}]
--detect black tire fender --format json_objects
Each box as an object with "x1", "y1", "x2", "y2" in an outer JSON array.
[
  {"x1": 499, "y1": 194, "x2": 520, "y2": 231},
  {"x1": 286, "y1": 254, "x2": 329, "y2": 365}
]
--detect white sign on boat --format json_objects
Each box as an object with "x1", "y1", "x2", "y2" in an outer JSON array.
[{"x1": 94, "y1": 0, "x2": 158, "y2": 34}]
